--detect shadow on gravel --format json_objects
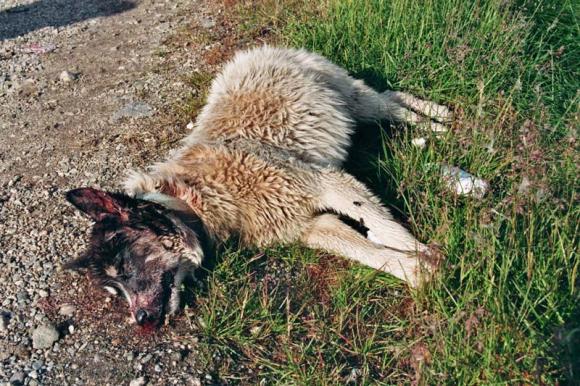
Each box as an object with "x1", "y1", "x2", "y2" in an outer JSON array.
[{"x1": 0, "y1": 0, "x2": 135, "y2": 40}]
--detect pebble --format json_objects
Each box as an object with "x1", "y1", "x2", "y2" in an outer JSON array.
[
  {"x1": 170, "y1": 352, "x2": 182, "y2": 363},
  {"x1": 32, "y1": 360, "x2": 44, "y2": 370},
  {"x1": 112, "y1": 101, "x2": 153, "y2": 121},
  {"x1": 58, "y1": 304, "x2": 76, "y2": 317},
  {"x1": 411, "y1": 137, "x2": 427, "y2": 148},
  {"x1": 59, "y1": 70, "x2": 77, "y2": 83},
  {"x1": 129, "y1": 377, "x2": 147, "y2": 386},
  {"x1": 0, "y1": 310, "x2": 10, "y2": 330},
  {"x1": 32, "y1": 324, "x2": 59, "y2": 349},
  {"x1": 190, "y1": 378, "x2": 202, "y2": 386},
  {"x1": 0, "y1": 351, "x2": 10, "y2": 361},
  {"x1": 9, "y1": 371, "x2": 25, "y2": 384},
  {"x1": 518, "y1": 176, "x2": 531, "y2": 194},
  {"x1": 199, "y1": 17, "x2": 216, "y2": 29},
  {"x1": 141, "y1": 353, "x2": 153, "y2": 364}
]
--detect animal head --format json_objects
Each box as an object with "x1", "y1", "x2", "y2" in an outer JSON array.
[{"x1": 65, "y1": 187, "x2": 205, "y2": 328}]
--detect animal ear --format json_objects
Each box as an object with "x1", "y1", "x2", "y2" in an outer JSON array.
[{"x1": 66, "y1": 188, "x2": 131, "y2": 222}]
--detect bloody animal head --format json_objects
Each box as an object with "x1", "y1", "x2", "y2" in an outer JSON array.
[{"x1": 65, "y1": 188, "x2": 206, "y2": 328}]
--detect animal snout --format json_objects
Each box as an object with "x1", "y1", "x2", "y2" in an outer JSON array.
[{"x1": 135, "y1": 309, "x2": 151, "y2": 326}]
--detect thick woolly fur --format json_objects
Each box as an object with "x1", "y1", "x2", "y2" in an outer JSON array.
[{"x1": 125, "y1": 46, "x2": 450, "y2": 286}]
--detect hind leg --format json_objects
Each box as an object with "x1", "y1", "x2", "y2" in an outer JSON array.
[
  {"x1": 382, "y1": 90, "x2": 452, "y2": 123},
  {"x1": 344, "y1": 80, "x2": 451, "y2": 132},
  {"x1": 298, "y1": 52, "x2": 452, "y2": 131},
  {"x1": 301, "y1": 214, "x2": 428, "y2": 286}
]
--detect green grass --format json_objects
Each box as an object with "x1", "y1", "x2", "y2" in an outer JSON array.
[{"x1": 186, "y1": 0, "x2": 578, "y2": 383}]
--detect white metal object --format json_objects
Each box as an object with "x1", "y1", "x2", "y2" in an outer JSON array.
[{"x1": 440, "y1": 164, "x2": 488, "y2": 198}]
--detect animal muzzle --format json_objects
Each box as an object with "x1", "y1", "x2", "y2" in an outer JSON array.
[{"x1": 134, "y1": 308, "x2": 158, "y2": 327}]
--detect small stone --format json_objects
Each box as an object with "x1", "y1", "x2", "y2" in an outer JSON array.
[
  {"x1": 9, "y1": 371, "x2": 25, "y2": 384},
  {"x1": 199, "y1": 17, "x2": 216, "y2": 29},
  {"x1": 129, "y1": 377, "x2": 147, "y2": 386},
  {"x1": 32, "y1": 324, "x2": 59, "y2": 349},
  {"x1": 18, "y1": 79, "x2": 37, "y2": 97},
  {"x1": 32, "y1": 360, "x2": 43, "y2": 370},
  {"x1": 16, "y1": 291, "x2": 29, "y2": 304},
  {"x1": 141, "y1": 353, "x2": 153, "y2": 364},
  {"x1": 59, "y1": 70, "x2": 77, "y2": 82},
  {"x1": 189, "y1": 378, "x2": 202, "y2": 386},
  {"x1": 345, "y1": 368, "x2": 361, "y2": 383},
  {"x1": 518, "y1": 176, "x2": 531, "y2": 195},
  {"x1": 0, "y1": 310, "x2": 10, "y2": 330},
  {"x1": 28, "y1": 370, "x2": 38, "y2": 379},
  {"x1": 38, "y1": 289, "x2": 49, "y2": 298},
  {"x1": 170, "y1": 351, "x2": 182, "y2": 362},
  {"x1": 411, "y1": 137, "x2": 427, "y2": 149},
  {"x1": 13, "y1": 345, "x2": 30, "y2": 359},
  {"x1": 112, "y1": 101, "x2": 153, "y2": 121},
  {"x1": 0, "y1": 351, "x2": 10, "y2": 361}
]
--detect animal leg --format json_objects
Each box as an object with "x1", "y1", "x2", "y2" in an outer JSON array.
[
  {"x1": 317, "y1": 171, "x2": 427, "y2": 254},
  {"x1": 301, "y1": 214, "x2": 427, "y2": 286},
  {"x1": 322, "y1": 76, "x2": 451, "y2": 132},
  {"x1": 382, "y1": 90, "x2": 452, "y2": 123}
]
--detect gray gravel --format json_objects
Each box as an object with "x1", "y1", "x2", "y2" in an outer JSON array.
[
  {"x1": 0, "y1": 0, "x2": 229, "y2": 383},
  {"x1": 112, "y1": 100, "x2": 154, "y2": 121}
]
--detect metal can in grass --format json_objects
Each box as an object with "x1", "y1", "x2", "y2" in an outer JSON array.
[{"x1": 439, "y1": 164, "x2": 488, "y2": 198}]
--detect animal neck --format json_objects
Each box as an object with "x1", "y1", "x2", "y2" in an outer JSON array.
[
  {"x1": 139, "y1": 191, "x2": 214, "y2": 261},
  {"x1": 139, "y1": 191, "x2": 194, "y2": 214}
]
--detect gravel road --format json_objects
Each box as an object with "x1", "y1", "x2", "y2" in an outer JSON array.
[{"x1": 0, "y1": 0, "x2": 233, "y2": 384}]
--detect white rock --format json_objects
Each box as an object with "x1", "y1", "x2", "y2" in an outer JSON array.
[
  {"x1": 411, "y1": 137, "x2": 427, "y2": 148},
  {"x1": 59, "y1": 70, "x2": 76, "y2": 82},
  {"x1": 58, "y1": 304, "x2": 76, "y2": 316},
  {"x1": 32, "y1": 324, "x2": 59, "y2": 349},
  {"x1": 518, "y1": 176, "x2": 531, "y2": 194},
  {"x1": 129, "y1": 376, "x2": 147, "y2": 386}
]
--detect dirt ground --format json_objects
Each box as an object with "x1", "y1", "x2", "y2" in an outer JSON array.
[{"x1": 0, "y1": 0, "x2": 258, "y2": 384}]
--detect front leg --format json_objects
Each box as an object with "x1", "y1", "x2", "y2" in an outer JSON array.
[
  {"x1": 315, "y1": 170, "x2": 442, "y2": 277},
  {"x1": 301, "y1": 214, "x2": 429, "y2": 287},
  {"x1": 167, "y1": 261, "x2": 198, "y2": 316},
  {"x1": 317, "y1": 171, "x2": 427, "y2": 254}
]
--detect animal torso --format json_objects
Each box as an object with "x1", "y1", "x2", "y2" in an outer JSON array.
[
  {"x1": 126, "y1": 46, "x2": 358, "y2": 246},
  {"x1": 140, "y1": 141, "x2": 323, "y2": 246}
]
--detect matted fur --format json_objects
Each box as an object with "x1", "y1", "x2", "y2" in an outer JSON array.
[{"x1": 124, "y1": 45, "x2": 451, "y2": 287}]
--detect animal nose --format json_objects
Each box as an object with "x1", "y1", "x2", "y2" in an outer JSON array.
[{"x1": 135, "y1": 309, "x2": 148, "y2": 325}]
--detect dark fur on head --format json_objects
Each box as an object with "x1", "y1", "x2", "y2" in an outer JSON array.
[{"x1": 65, "y1": 188, "x2": 207, "y2": 328}]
